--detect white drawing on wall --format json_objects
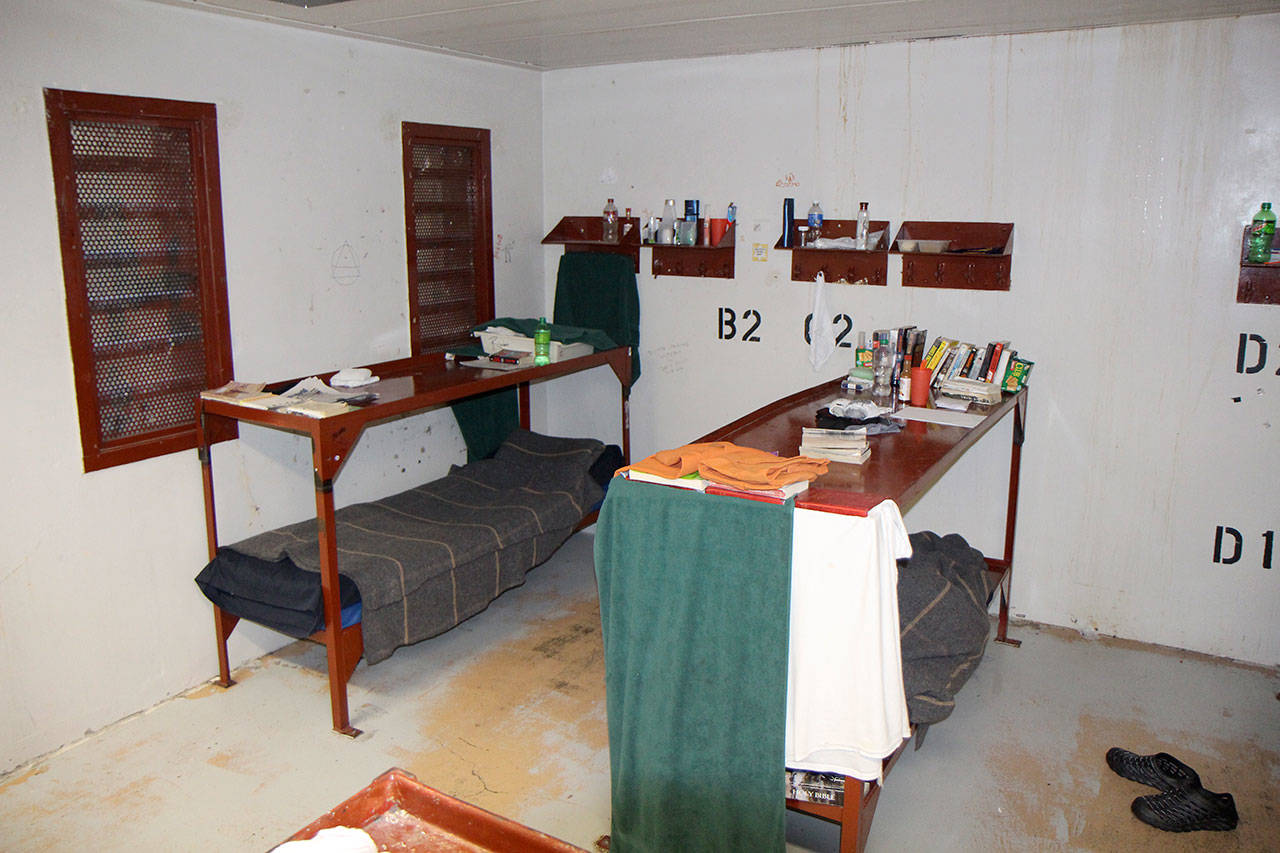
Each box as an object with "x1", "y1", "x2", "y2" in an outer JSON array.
[{"x1": 331, "y1": 241, "x2": 359, "y2": 285}]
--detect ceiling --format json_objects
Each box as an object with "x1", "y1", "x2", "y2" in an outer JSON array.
[{"x1": 148, "y1": 0, "x2": 1279, "y2": 70}]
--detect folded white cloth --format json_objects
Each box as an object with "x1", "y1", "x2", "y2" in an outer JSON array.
[
  {"x1": 785, "y1": 500, "x2": 913, "y2": 782},
  {"x1": 330, "y1": 367, "x2": 379, "y2": 388}
]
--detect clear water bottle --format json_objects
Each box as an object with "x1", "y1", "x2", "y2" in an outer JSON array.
[
  {"x1": 856, "y1": 202, "x2": 870, "y2": 249},
  {"x1": 602, "y1": 198, "x2": 619, "y2": 243},
  {"x1": 534, "y1": 317, "x2": 551, "y2": 366},
  {"x1": 807, "y1": 201, "x2": 823, "y2": 241},
  {"x1": 727, "y1": 202, "x2": 737, "y2": 224},
  {"x1": 1247, "y1": 202, "x2": 1276, "y2": 263}
]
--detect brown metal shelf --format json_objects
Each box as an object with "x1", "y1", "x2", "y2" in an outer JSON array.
[
  {"x1": 773, "y1": 219, "x2": 891, "y2": 285},
  {"x1": 892, "y1": 221, "x2": 1013, "y2": 291},
  {"x1": 542, "y1": 215, "x2": 641, "y2": 272},
  {"x1": 1237, "y1": 225, "x2": 1279, "y2": 305},
  {"x1": 649, "y1": 220, "x2": 735, "y2": 278}
]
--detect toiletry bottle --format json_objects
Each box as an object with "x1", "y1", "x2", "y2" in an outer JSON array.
[
  {"x1": 807, "y1": 201, "x2": 823, "y2": 241},
  {"x1": 1248, "y1": 202, "x2": 1276, "y2": 263},
  {"x1": 602, "y1": 198, "x2": 619, "y2": 243},
  {"x1": 534, "y1": 317, "x2": 551, "y2": 366},
  {"x1": 855, "y1": 331, "x2": 871, "y2": 369},
  {"x1": 856, "y1": 202, "x2": 870, "y2": 249}
]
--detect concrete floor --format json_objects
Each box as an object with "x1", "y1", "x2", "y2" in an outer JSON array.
[{"x1": 1, "y1": 530, "x2": 1276, "y2": 851}]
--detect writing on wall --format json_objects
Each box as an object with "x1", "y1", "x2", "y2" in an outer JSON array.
[
  {"x1": 1213, "y1": 526, "x2": 1274, "y2": 570},
  {"x1": 717, "y1": 307, "x2": 762, "y2": 342},
  {"x1": 804, "y1": 312, "x2": 854, "y2": 348},
  {"x1": 1236, "y1": 332, "x2": 1279, "y2": 377}
]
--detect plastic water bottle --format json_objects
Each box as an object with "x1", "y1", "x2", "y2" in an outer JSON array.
[
  {"x1": 534, "y1": 317, "x2": 551, "y2": 366},
  {"x1": 807, "y1": 201, "x2": 823, "y2": 241},
  {"x1": 1247, "y1": 202, "x2": 1276, "y2": 263},
  {"x1": 856, "y1": 202, "x2": 870, "y2": 249},
  {"x1": 727, "y1": 202, "x2": 737, "y2": 224},
  {"x1": 602, "y1": 198, "x2": 619, "y2": 243}
]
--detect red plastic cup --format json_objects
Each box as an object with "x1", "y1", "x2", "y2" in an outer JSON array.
[
  {"x1": 909, "y1": 366, "x2": 932, "y2": 406},
  {"x1": 709, "y1": 218, "x2": 730, "y2": 246}
]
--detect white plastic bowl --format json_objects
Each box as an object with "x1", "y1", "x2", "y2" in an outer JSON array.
[{"x1": 915, "y1": 239, "x2": 951, "y2": 253}]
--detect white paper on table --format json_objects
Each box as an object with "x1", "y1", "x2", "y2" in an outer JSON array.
[{"x1": 890, "y1": 405, "x2": 987, "y2": 428}]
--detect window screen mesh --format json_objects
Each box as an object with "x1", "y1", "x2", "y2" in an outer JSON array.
[
  {"x1": 70, "y1": 119, "x2": 208, "y2": 442},
  {"x1": 409, "y1": 141, "x2": 479, "y2": 353}
]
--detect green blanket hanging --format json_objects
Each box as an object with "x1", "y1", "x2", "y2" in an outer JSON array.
[{"x1": 594, "y1": 478, "x2": 792, "y2": 852}]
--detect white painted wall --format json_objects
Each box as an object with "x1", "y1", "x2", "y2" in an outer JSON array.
[
  {"x1": 542, "y1": 18, "x2": 1279, "y2": 665},
  {"x1": 0, "y1": 0, "x2": 543, "y2": 773},
  {"x1": 3, "y1": 0, "x2": 1277, "y2": 778}
]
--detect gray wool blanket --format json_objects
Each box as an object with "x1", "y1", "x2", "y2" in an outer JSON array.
[
  {"x1": 211, "y1": 430, "x2": 605, "y2": 663},
  {"x1": 897, "y1": 530, "x2": 1000, "y2": 726}
]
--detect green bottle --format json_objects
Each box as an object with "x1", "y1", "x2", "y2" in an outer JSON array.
[
  {"x1": 1247, "y1": 202, "x2": 1276, "y2": 263},
  {"x1": 533, "y1": 317, "x2": 551, "y2": 366}
]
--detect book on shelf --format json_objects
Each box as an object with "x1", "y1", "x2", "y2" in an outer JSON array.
[
  {"x1": 279, "y1": 399, "x2": 353, "y2": 418},
  {"x1": 460, "y1": 355, "x2": 527, "y2": 370},
  {"x1": 625, "y1": 469, "x2": 709, "y2": 491},
  {"x1": 488, "y1": 348, "x2": 535, "y2": 366},
  {"x1": 937, "y1": 376, "x2": 1002, "y2": 404},
  {"x1": 871, "y1": 325, "x2": 1034, "y2": 394},
  {"x1": 704, "y1": 479, "x2": 812, "y2": 500},
  {"x1": 980, "y1": 341, "x2": 1009, "y2": 382},
  {"x1": 800, "y1": 427, "x2": 870, "y2": 463},
  {"x1": 799, "y1": 444, "x2": 870, "y2": 463},
  {"x1": 201, "y1": 381, "x2": 270, "y2": 404},
  {"x1": 785, "y1": 770, "x2": 846, "y2": 807},
  {"x1": 988, "y1": 344, "x2": 1014, "y2": 384},
  {"x1": 800, "y1": 426, "x2": 869, "y2": 448}
]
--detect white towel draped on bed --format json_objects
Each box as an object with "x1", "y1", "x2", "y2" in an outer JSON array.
[{"x1": 785, "y1": 500, "x2": 913, "y2": 782}]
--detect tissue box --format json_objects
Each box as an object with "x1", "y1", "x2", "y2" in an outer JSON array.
[{"x1": 476, "y1": 329, "x2": 594, "y2": 362}]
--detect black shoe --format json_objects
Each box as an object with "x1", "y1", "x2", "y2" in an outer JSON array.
[
  {"x1": 1131, "y1": 786, "x2": 1238, "y2": 832},
  {"x1": 1105, "y1": 747, "x2": 1200, "y2": 791}
]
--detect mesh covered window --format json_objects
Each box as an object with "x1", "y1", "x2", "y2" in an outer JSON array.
[
  {"x1": 45, "y1": 89, "x2": 233, "y2": 471},
  {"x1": 401, "y1": 123, "x2": 493, "y2": 355}
]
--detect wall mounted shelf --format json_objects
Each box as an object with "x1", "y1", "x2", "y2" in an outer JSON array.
[
  {"x1": 648, "y1": 221, "x2": 736, "y2": 278},
  {"x1": 1237, "y1": 226, "x2": 1278, "y2": 305},
  {"x1": 542, "y1": 215, "x2": 641, "y2": 272},
  {"x1": 773, "y1": 219, "x2": 891, "y2": 285},
  {"x1": 892, "y1": 221, "x2": 1013, "y2": 291}
]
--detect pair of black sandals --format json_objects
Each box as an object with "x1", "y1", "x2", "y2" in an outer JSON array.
[{"x1": 1105, "y1": 748, "x2": 1238, "y2": 832}]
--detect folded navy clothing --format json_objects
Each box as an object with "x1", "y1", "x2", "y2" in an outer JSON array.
[{"x1": 195, "y1": 547, "x2": 361, "y2": 638}]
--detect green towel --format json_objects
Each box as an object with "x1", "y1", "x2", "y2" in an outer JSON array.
[
  {"x1": 450, "y1": 387, "x2": 519, "y2": 462},
  {"x1": 552, "y1": 253, "x2": 641, "y2": 385},
  {"x1": 594, "y1": 478, "x2": 792, "y2": 852}
]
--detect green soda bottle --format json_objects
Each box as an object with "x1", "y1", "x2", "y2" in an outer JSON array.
[
  {"x1": 1247, "y1": 202, "x2": 1276, "y2": 263},
  {"x1": 533, "y1": 317, "x2": 551, "y2": 366}
]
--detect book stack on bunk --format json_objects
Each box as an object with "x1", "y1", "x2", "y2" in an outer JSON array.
[{"x1": 798, "y1": 427, "x2": 870, "y2": 464}]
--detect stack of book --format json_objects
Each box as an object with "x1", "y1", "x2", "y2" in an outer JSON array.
[
  {"x1": 799, "y1": 427, "x2": 870, "y2": 464},
  {"x1": 921, "y1": 337, "x2": 1033, "y2": 394},
  {"x1": 936, "y1": 376, "x2": 1002, "y2": 404},
  {"x1": 869, "y1": 327, "x2": 1033, "y2": 397}
]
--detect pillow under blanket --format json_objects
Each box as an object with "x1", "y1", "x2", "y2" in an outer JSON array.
[{"x1": 897, "y1": 531, "x2": 1000, "y2": 726}]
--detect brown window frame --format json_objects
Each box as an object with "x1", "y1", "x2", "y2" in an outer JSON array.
[
  {"x1": 401, "y1": 122, "x2": 494, "y2": 355},
  {"x1": 45, "y1": 88, "x2": 235, "y2": 472}
]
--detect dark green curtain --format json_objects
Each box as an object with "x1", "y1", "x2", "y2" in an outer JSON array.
[{"x1": 594, "y1": 478, "x2": 792, "y2": 852}]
